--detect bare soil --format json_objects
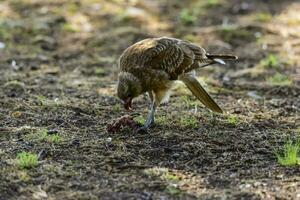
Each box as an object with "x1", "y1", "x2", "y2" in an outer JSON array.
[{"x1": 0, "y1": 0, "x2": 299, "y2": 199}]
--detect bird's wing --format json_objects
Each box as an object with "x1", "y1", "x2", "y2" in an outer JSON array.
[
  {"x1": 119, "y1": 37, "x2": 216, "y2": 76},
  {"x1": 182, "y1": 41, "x2": 208, "y2": 62},
  {"x1": 118, "y1": 38, "x2": 183, "y2": 71},
  {"x1": 143, "y1": 38, "x2": 186, "y2": 73},
  {"x1": 144, "y1": 38, "x2": 212, "y2": 78},
  {"x1": 119, "y1": 38, "x2": 160, "y2": 71},
  {"x1": 179, "y1": 74, "x2": 223, "y2": 113}
]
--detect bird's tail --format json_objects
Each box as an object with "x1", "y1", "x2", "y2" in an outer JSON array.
[
  {"x1": 206, "y1": 53, "x2": 238, "y2": 60},
  {"x1": 179, "y1": 75, "x2": 223, "y2": 113},
  {"x1": 202, "y1": 53, "x2": 238, "y2": 66}
]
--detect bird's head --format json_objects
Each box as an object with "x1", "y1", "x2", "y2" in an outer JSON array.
[{"x1": 117, "y1": 72, "x2": 142, "y2": 111}]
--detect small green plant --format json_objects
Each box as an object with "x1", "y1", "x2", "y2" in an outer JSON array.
[
  {"x1": 36, "y1": 95, "x2": 60, "y2": 110},
  {"x1": 134, "y1": 116, "x2": 146, "y2": 124},
  {"x1": 156, "y1": 115, "x2": 169, "y2": 125},
  {"x1": 254, "y1": 13, "x2": 272, "y2": 22},
  {"x1": 165, "y1": 185, "x2": 182, "y2": 195},
  {"x1": 113, "y1": 104, "x2": 122, "y2": 112},
  {"x1": 260, "y1": 54, "x2": 280, "y2": 69},
  {"x1": 67, "y1": 3, "x2": 80, "y2": 13},
  {"x1": 218, "y1": 27, "x2": 255, "y2": 43},
  {"x1": 227, "y1": 115, "x2": 239, "y2": 126},
  {"x1": 162, "y1": 173, "x2": 180, "y2": 182},
  {"x1": 25, "y1": 128, "x2": 48, "y2": 140},
  {"x1": 16, "y1": 152, "x2": 38, "y2": 169},
  {"x1": 144, "y1": 168, "x2": 182, "y2": 195},
  {"x1": 179, "y1": 0, "x2": 223, "y2": 25},
  {"x1": 180, "y1": 95, "x2": 198, "y2": 107},
  {"x1": 180, "y1": 116, "x2": 198, "y2": 128},
  {"x1": 25, "y1": 129, "x2": 63, "y2": 144},
  {"x1": 144, "y1": 167, "x2": 180, "y2": 182},
  {"x1": 94, "y1": 67, "x2": 106, "y2": 76},
  {"x1": 205, "y1": 0, "x2": 222, "y2": 7},
  {"x1": 62, "y1": 23, "x2": 77, "y2": 32},
  {"x1": 17, "y1": 170, "x2": 30, "y2": 181},
  {"x1": 276, "y1": 139, "x2": 300, "y2": 166},
  {"x1": 183, "y1": 34, "x2": 198, "y2": 43},
  {"x1": 179, "y1": 9, "x2": 197, "y2": 25},
  {"x1": 267, "y1": 73, "x2": 293, "y2": 86},
  {"x1": 36, "y1": 95, "x2": 47, "y2": 106},
  {"x1": 48, "y1": 134, "x2": 63, "y2": 143}
]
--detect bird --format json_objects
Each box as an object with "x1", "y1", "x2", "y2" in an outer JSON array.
[{"x1": 117, "y1": 37, "x2": 237, "y2": 129}]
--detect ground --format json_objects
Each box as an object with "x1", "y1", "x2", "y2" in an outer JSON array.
[{"x1": 0, "y1": 0, "x2": 299, "y2": 199}]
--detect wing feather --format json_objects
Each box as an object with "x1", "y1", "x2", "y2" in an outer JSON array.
[
  {"x1": 119, "y1": 37, "x2": 211, "y2": 77},
  {"x1": 179, "y1": 74, "x2": 223, "y2": 113},
  {"x1": 144, "y1": 38, "x2": 185, "y2": 73}
]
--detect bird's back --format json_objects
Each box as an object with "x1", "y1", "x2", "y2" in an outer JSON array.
[
  {"x1": 119, "y1": 37, "x2": 211, "y2": 79},
  {"x1": 119, "y1": 38, "x2": 174, "y2": 70}
]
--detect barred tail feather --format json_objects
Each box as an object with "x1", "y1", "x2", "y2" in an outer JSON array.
[
  {"x1": 179, "y1": 75, "x2": 223, "y2": 113},
  {"x1": 206, "y1": 53, "x2": 238, "y2": 60}
]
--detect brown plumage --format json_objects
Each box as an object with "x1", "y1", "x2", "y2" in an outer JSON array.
[{"x1": 117, "y1": 37, "x2": 237, "y2": 128}]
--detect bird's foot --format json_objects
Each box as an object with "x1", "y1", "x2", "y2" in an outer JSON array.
[
  {"x1": 144, "y1": 119, "x2": 154, "y2": 129},
  {"x1": 135, "y1": 120, "x2": 154, "y2": 134}
]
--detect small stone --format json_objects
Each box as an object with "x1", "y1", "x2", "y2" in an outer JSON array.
[
  {"x1": 247, "y1": 91, "x2": 262, "y2": 100},
  {"x1": 253, "y1": 182, "x2": 261, "y2": 187},
  {"x1": 0, "y1": 41, "x2": 5, "y2": 49},
  {"x1": 11, "y1": 60, "x2": 20, "y2": 70},
  {"x1": 229, "y1": 173, "x2": 236, "y2": 178},
  {"x1": 255, "y1": 32, "x2": 262, "y2": 38},
  {"x1": 239, "y1": 183, "x2": 251, "y2": 189},
  {"x1": 125, "y1": 7, "x2": 147, "y2": 18},
  {"x1": 276, "y1": 174, "x2": 284, "y2": 179},
  {"x1": 223, "y1": 76, "x2": 230, "y2": 82}
]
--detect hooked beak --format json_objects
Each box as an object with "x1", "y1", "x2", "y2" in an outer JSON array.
[{"x1": 123, "y1": 97, "x2": 133, "y2": 111}]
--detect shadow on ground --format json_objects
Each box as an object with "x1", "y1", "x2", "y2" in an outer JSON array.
[{"x1": 0, "y1": 0, "x2": 299, "y2": 199}]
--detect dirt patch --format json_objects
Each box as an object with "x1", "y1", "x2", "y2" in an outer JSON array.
[{"x1": 0, "y1": 0, "x2": 299, "y2": 199}]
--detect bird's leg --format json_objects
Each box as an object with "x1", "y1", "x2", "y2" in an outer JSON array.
[
  {"x1": 144, "y1": 100, "x2": 157, "y2": 128},
  {"x1": 139, "y1": 89, "x2": 167, "y2": 130},
  {"x1": 148, "y1": 91, "x2": 153, "y2": 103},
  {"x1": 143, "y1": 91, "x2": 156, "y2": 128}
]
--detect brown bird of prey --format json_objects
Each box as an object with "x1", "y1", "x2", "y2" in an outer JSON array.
[{"x1": 117, "y1": 37, "x2": 237, "y2": 129}]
